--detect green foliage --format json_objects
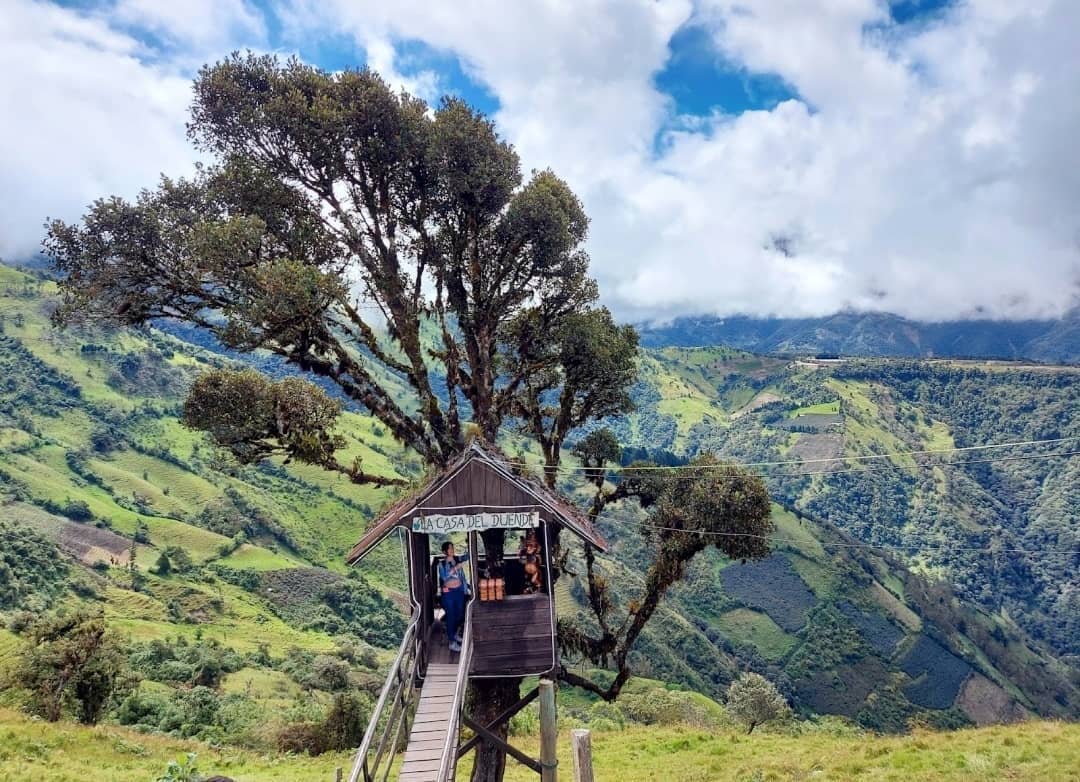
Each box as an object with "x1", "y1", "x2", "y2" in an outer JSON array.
[
  {"x1": 11, "y1": 611, "x2": 135, "y2": 724},
  {"x1": 117, "y1": 685, "x2": 261, "y2": 745},
  {"x1": 726, "y1": 672, "x2": 792, "y2": 734},
  {"x1": 154, "y1": 551, "x2": 172, "y2": 576},
  {"x1": 562, "y1": 454, "x2": 773, "y2": 700},
  {"x1": 0, "y1": 520, "x2": 69, "y2": 611},
  {"x1": 183, "y1": 369, "x2": 346, "y2": 472},
  {"x1": 128, "y1": 637, "x2": 243, "y2": 688},
  {"x1": 155, "y1": 753, "x2": 202, "y2": 782},
  {"x1": 275, "y1": 693, "x2": 370, "y2": 755}
]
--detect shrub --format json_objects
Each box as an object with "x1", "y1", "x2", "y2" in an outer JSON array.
[
  {"x1": 0, "y1": 520, "x2": 69, "y2": 610},
  {"x1": 12, "y1": 611, "x2": 136, "y2": 724},
  {"x1": 276, "y1": 722, "x2": 326, "y2": 754},
  {"x1": 309, "y1": 655, "x2": 351, "y2": 692},
  {"x1": 321, "y1": 693, "x2": 369, "y2": 750},
  {"x1": 128, "y1": 637, "x2": 242, "y2": 688},
  {"x1": 276, "y1": 693, "x2": 370, "y2": 755},
  {"x1": 62, "y1": 498, "x2": 95, "y2": 522},
  {"x1": 726, "y1": 672, "x2": 792, "y2": 734}
]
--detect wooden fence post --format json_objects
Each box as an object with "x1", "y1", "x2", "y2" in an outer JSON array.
[
  {"x1": 539, "y1": 678, "x2": 558, "y2": 782},
  {"x1": 571, "y1": 729, "x2": 593, "y2": 782},
  {"x1": 334, "y1": 767, "x2": 342, "y2": 782}
]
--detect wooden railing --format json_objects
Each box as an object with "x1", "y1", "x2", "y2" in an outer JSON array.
[
  {"x1": 347, "y1": 614, "x2": 421, "y2": 782},
  {"x1": 437, "y1": 599, "x2": 474, "y2": 782}
]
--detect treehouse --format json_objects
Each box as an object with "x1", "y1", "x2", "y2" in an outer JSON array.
[{"x1": 345, "y1": 441, "x2": 606, "y2": 782}]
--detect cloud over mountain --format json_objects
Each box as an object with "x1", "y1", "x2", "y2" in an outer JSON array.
[{"x1": 3, "y1": 0, "x2": 1079, "y2": 322}]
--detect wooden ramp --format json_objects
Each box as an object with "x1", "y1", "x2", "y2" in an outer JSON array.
[{"x1": 398, "y1": 663, "x2": 461, "y2": 781}]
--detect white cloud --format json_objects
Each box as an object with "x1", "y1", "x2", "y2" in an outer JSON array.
[
  {"x1": 275, "y1": 0, "x2": 1080, "y2": 321},
  {"x1": 362, "y1": 37, "x2": 440, "y2": 101},
  {"x1": 112, "y1": 0, "x2": 267, "y2": 56},
  {"x1": 0, "y1": 0, "x2": 199, "y2": 261},
  {"x1": 4, "y1": 0, "x2": 1080, "y2": 322}
]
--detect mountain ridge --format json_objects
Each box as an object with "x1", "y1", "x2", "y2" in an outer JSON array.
[{"x1": 638, "y1": 310, "x2": 1080, "y2": 363}]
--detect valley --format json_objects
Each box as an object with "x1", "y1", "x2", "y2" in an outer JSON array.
[{"x1": 1, "y1": 259, "x2": 1077, "y2": 764}]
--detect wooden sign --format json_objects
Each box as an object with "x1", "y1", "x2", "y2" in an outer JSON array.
[{"x1": 411, "y1": 511, "x2": 540, "y2": 533}]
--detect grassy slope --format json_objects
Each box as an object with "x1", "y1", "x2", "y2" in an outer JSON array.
[
  {"x1": 1, "y1": 708, "x2": 1077, "y2": 782},
  {"x1": 605, "y1": 347, "x2": 1078, "y2": 722},
  {"x1": 1, "y1": 267, "x2": 388, "y2": 665},
  {"x1": 2, "y1": 264, "x2": 1076, "y2": 728}
]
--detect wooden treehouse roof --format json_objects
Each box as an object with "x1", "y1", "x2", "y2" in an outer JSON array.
[{"x1": 346, "y1": 440, "x2": 606, "y2": 563}]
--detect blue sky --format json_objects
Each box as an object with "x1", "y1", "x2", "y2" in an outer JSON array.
[
  {"x1": 2, "y1": 0, "x2": 1078, "y2": 322},
  {"x1": 54, "y1": 0, "x2": 951, "y2": 132}
]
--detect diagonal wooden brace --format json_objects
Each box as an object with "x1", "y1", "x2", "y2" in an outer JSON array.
[
  {"x1": 457, "y1": 686, "x2": 540, "y2": 760},
  {"x1": 461, "y1": 714, "x2": 542, "y2": 774}
]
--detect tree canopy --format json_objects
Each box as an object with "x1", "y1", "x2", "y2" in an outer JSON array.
[{"x1": 46, "y1": 53, "x2": 629, "y2": 473}]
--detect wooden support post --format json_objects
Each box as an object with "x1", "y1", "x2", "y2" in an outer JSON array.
[
  {"x1": 334, "y1": 767, "x2": 343, "y2": 782},
  {"x1": 539, "y1": 678, "x2": 558, "y2": 782},
  {"x1": 571, "y1": 730, "x2": 593, "y2": 782}
]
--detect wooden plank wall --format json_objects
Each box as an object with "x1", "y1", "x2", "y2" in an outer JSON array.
[
  {"x1": 470, "y1": 595, "x2": 556, "y2": 677},
  {"x1": 420, "y1": 462, "x2": 554, "y2": 520}
]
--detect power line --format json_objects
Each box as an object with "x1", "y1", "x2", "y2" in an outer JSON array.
[
  {"x1": 508, "y1": 435, "x2": 1080, "y2": 473},
  {"x1": 763, "y1": 448, "x2": 1080, "y2": 479},
  {"x1": 604, "y1": 518, "x2": 1080, "y2": 558},
  {"x1": 503, "y1": 447, "x2": 1080, "y2": 484}
]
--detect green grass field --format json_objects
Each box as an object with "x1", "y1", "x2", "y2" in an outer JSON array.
[
  {"x1": 1, "y1": 708, "x2": 1077, "y2": 782},
  {"x1": 790, "y1": 400, "x2": 841, "y2": 417},
  {"x1": 714, "y1": 608, "x2": 798, "y2": 661}
]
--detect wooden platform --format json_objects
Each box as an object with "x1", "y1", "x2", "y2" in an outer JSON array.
[
  {"x1": 471, "y1": 594, "x2": 555, "y2": 677},
  {"x1": 399, "y1": 662, "x2": 461, "y2": 782},
  {"x1": 427, "y1": 614, "x2": 461, "y2": 666}
]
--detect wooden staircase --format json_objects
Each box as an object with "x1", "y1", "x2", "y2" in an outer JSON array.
[{"x1": 398, "y1": 663, "x2": 462, "y2": 781}]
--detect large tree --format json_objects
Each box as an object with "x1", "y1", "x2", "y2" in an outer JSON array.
[{"x1": 44, "y1": 54, "x2": 771, "y2": 782}]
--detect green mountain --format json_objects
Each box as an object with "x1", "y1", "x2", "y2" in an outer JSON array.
[
  {"x1": 638, "y1": 311, "x2": 1080, "y2": 363},
  {"x1": 1, "y1": 262, "x2": 1076, "y2": 744}
]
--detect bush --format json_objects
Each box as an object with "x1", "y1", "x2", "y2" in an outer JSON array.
[
  {"x1": 62, "y1": 499, "x2": 95, "y2": 522},
  {"x1": 309, "y1": 655, "x2": 351, "y2": 692},
  {"x1": 276, "y1": 693, "x2": 370, "y2": 755},
  {"x1": 620, "y1": 687, "x2": 726, "y2": 728},
  {"x1": 0, "y1": 520, "x2": 69, "y2": 610},
  {"x1": 128, "y1": 637, "x2": 243, "y2": 688},
  {"x1": 276, "y1": 721, "x2": 326, "y2": 755},
  {"x1": 726, "y1": 672, "x2": 792, "y2": 734},
  {"x1": 12, "y1": 611, "x2": 135, "y2": 724}
]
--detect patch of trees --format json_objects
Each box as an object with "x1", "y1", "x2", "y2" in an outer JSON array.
[
  {"x1": 129, "y1": 637, "x2": 244, "y2": 688},
  {"x1": 259, "y1": 568, "x2": 406, "y2": 649},
  {"x1": 898, "y1": 635, "x2": 972, "y2": 710},
  {"x1": 0, "y1": 335, "x2": 81, "y2": 417},
  {"x1": 193, "y1": 488, "x2": 298, "y2": 551},
  {"x1": 9, "y1": 611, "x2": 134, "y2": 724},
  {"x1": 0, "y1": 520, "x2": 69, "y2": 610},
  {"x1": 718, "y1": 555, "x2": 818, "y2": 632}
]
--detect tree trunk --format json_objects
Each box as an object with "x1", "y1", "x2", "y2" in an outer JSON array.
[
  {"x1": 468, "y1": 677, "x2": 522, "y2": 782},
  {"x1": 480, "y1": 529, "x2": 505, "y2": 578}
]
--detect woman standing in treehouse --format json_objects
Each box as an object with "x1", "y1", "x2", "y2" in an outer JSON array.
[{"x1": 440, "y1": 541, "x2": 469, "y2": 652}]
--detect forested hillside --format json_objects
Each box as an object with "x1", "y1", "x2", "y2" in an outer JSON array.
[
  {"x1": 605, "y1": 347, "x2": 1079, "y2": 661},
  {"x1": 1, "y1": 261, "x2": 1077, "y2": 750}
]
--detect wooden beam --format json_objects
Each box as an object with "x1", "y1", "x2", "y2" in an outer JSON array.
[
  {"x1": 539, "y1": 678, "x2": 558, "y2": 782},
  {"x1": 571, "y1": 729, "x2": 593, "y2": 782},
  {"x1": 456, "y1": 686, "x2": 540, "y2": 758},
  {"x1": 462, "y1": 715, "x2": 541, "y2": 774}
]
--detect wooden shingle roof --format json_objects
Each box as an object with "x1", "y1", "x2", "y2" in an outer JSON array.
[{"x1": 346, "y1": 441, "x2": 606, "y2": 564}]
